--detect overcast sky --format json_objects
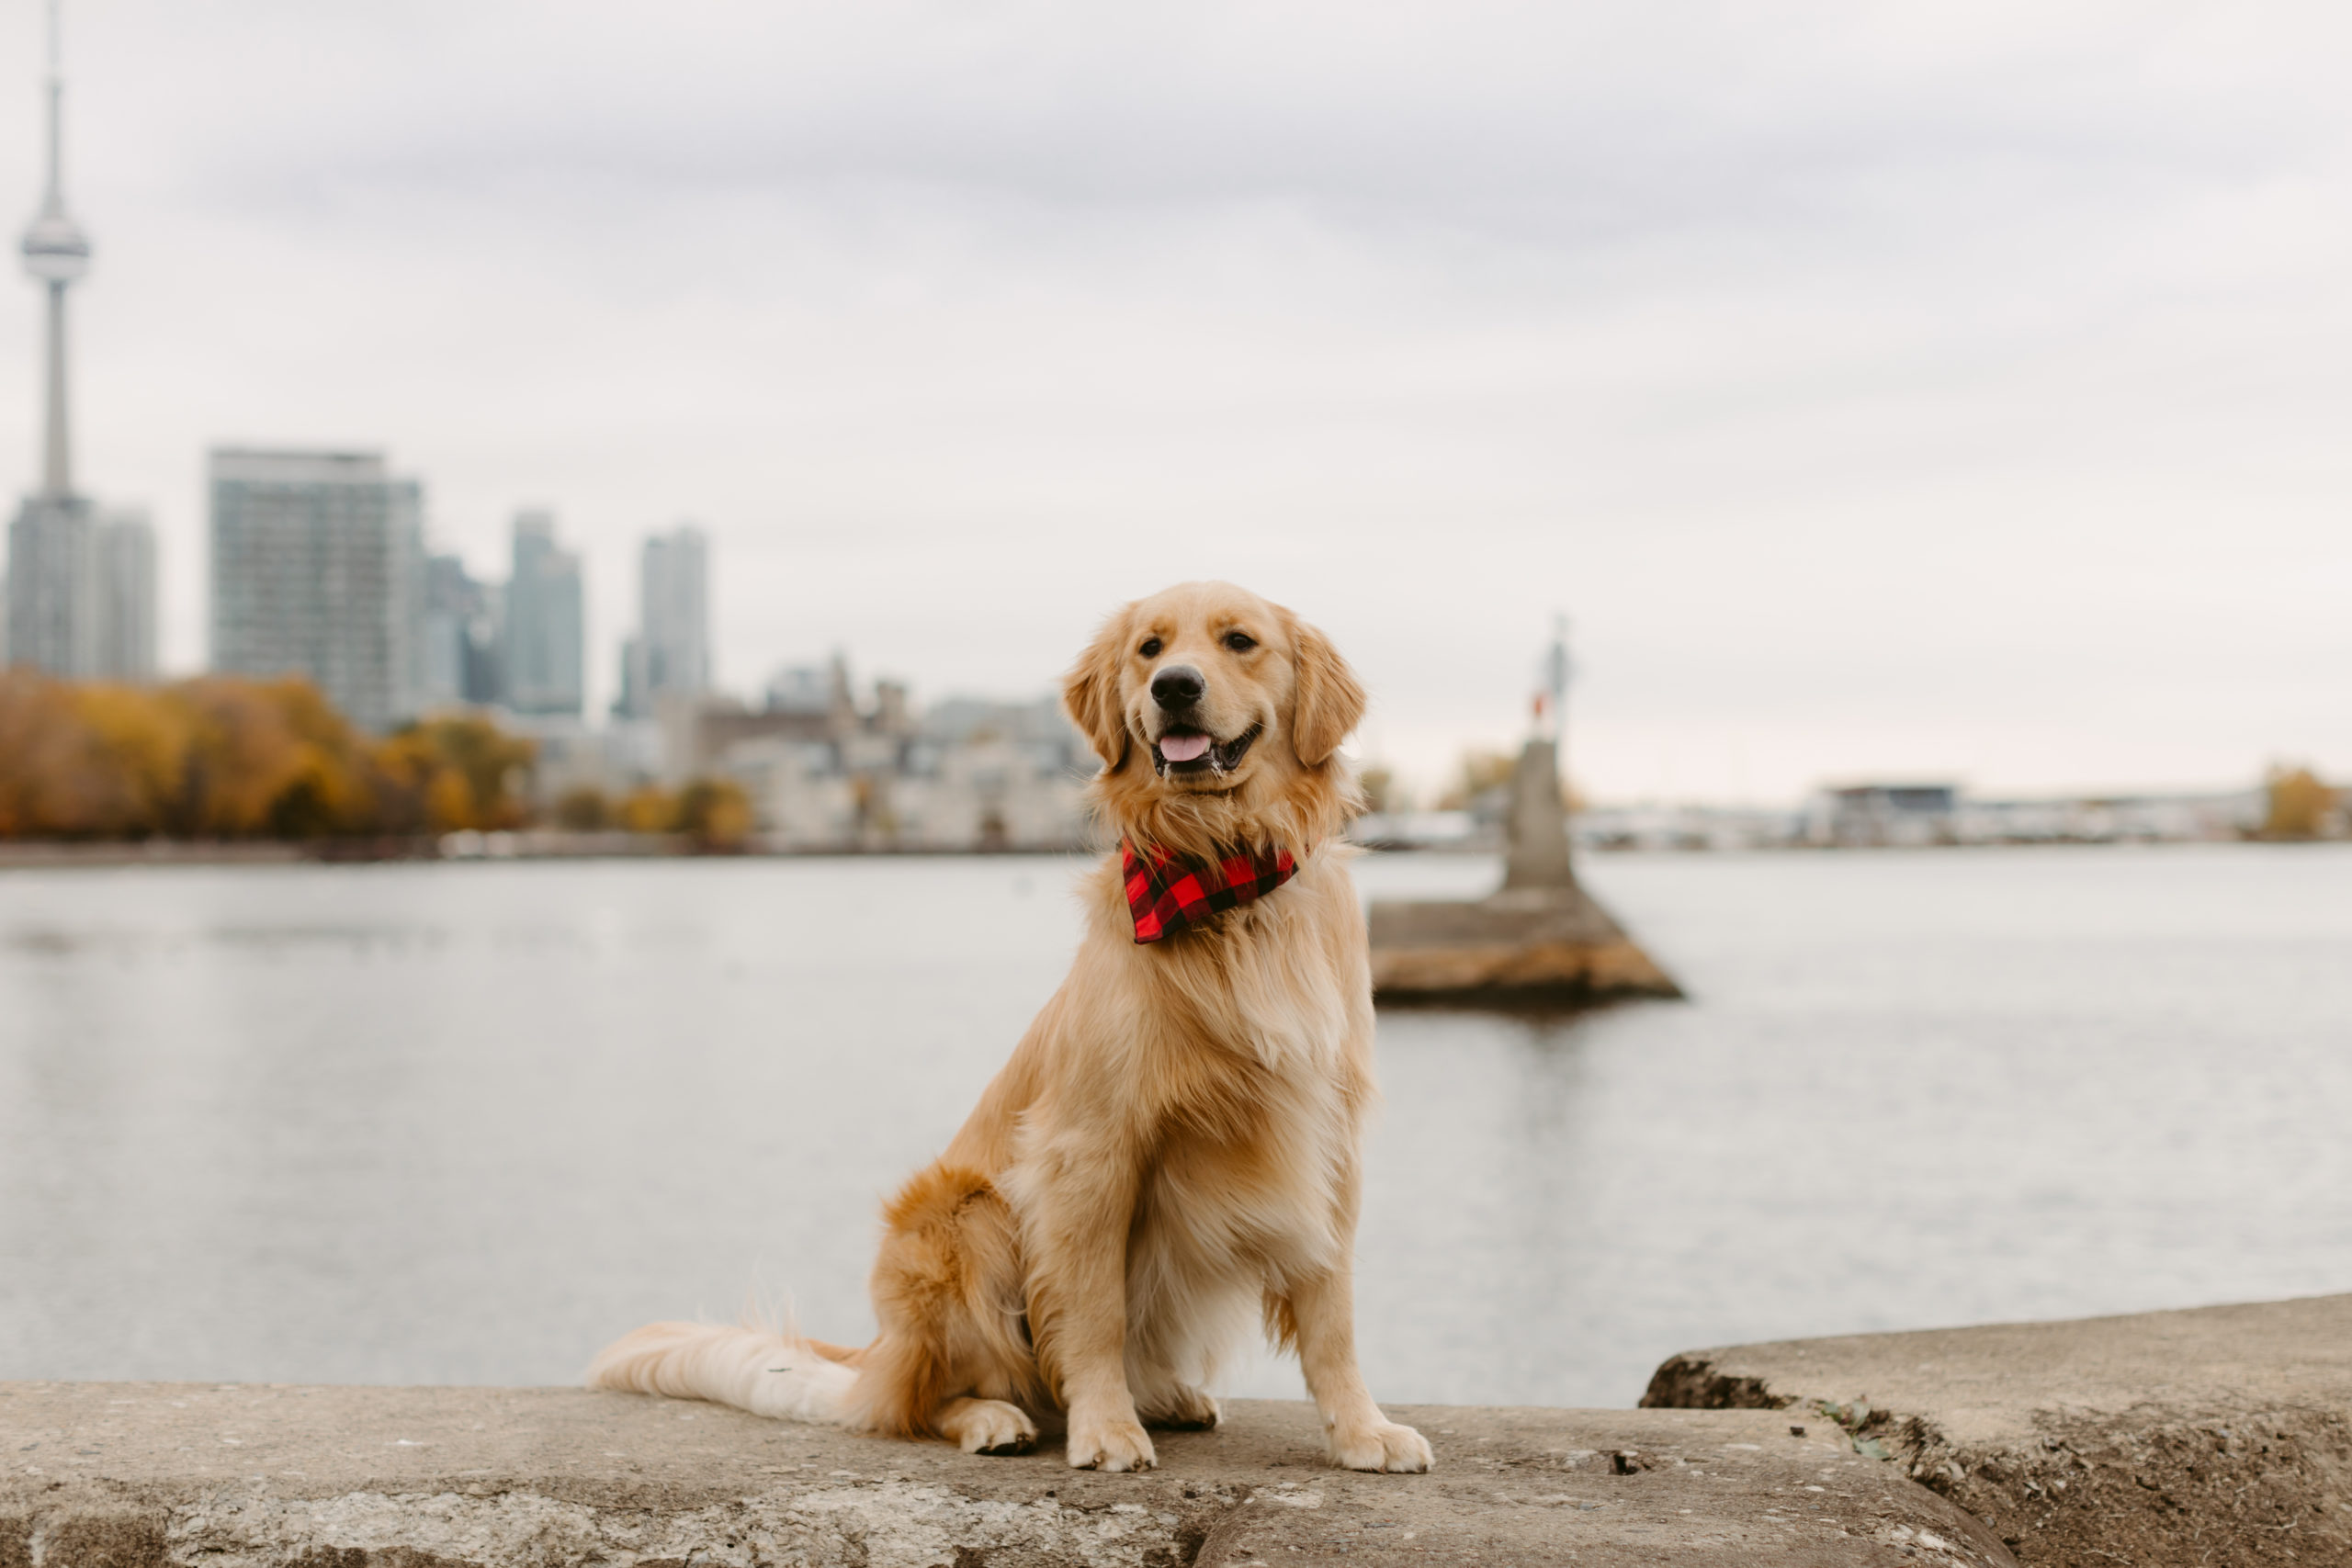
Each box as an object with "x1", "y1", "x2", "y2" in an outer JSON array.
[{"x1": 4, "y1": 1, "x2": 2348, "y2": 801}]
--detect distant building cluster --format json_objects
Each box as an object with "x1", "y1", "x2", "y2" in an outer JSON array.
[
  {"x1": 1796, "y1": 784, "x2": 2268, "y2": 847},
  {"x1": 1357, "y1": 779, "x2": 2272, "y2": 853},
  {"x1": 203, "y1": 448, "x2": 665, "y2": 737},
  {"x1": 196, "y1": 444, "x2": 1090, "y2": 850},
  {"x1": 656, "y1": 674, "x2": 1091, "y2": 852}
]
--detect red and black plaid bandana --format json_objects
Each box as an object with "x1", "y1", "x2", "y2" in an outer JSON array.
[{"x1": 1122, "y1": 840, "x2": 1300, "y2": 944}]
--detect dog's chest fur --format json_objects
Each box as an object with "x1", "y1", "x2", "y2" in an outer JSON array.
[{"x1": 1112, "y1": 857, "x2": 1372, "y2": 1274}]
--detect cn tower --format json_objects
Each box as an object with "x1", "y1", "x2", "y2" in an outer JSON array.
[
  {"x1": 21, "y1": 0, "x2": 90, "y2": 499},
  {"x1": 8, "y1": 0, "x2": 147, "y2": 682}
]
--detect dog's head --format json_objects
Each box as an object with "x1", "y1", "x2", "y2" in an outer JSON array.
[{"x1": 1062, "y1": 581, "x2": 1364, "y2": 854}]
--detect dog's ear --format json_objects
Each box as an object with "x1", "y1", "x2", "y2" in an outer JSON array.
[
  {"x1": 1285, "y1": 612, "x2": 1365, "y2": 767},
  {"x1": 1061, "y1": 606, "x2": 1135, "y2": 770}
]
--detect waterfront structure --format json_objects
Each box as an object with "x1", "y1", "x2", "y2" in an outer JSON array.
[
  {"x1": 209, "y1": 448, "x2": 424, "y2": 732},
  {"x1": 614, "y1": 524, "x2": 708, "y2": 720},
  {"x1": 1806, "y1": 782, "x2": 1960, "y2": 847},
  {"x1": 1368, "y1": 623, "x2": 1681, "y2": 1006},
  {"x1": 6, "y1": 0, "x2": 154, "y2": 680},
  {"x1": 503, "y1": 511, "x2": 583, "y2": 716}
]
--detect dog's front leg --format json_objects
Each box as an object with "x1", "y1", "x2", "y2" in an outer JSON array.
[
  {"x1": 1283, "y1": 1262, "x2": 1433, "y2": 1473},
  {"x1": 1024, "y1": 1159, "x2": 1156, "y2": 1472}
]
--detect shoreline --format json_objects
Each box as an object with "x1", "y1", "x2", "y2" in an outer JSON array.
[{"x1": 2, "y1": 835, "x2": 2340, "y2": 871}]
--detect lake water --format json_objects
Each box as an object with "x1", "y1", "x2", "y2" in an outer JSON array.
[{"x1": 3, "y1": 845, "x2": 2349, "y2": 1410}]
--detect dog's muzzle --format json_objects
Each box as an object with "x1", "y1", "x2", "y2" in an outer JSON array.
[{"x1": 1152, "y1": 724, "x2": 1262, "y2": 778}]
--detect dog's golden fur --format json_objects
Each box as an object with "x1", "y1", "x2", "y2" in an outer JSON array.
[{"x1": 590, "y1": 581, "x2": 1430, "y2": 1473}]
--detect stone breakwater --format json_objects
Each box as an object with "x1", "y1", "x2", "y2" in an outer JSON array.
[{"x1": 6, "y1": 1293, "x2": 2347, "y2": 1566}]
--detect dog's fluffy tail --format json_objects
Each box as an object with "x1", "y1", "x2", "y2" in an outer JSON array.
[{"x1": 586, "y1": 1321, "x2": 860, "y2": 1425}]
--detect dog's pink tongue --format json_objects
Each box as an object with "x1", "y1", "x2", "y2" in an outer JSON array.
[{"x1": 1159, "y1": 733, "x2": 1212, "y2": 762}]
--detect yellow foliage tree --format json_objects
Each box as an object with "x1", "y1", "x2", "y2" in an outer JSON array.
[
  {"x1": 2262, "y1": 765, "x2": 2340, "y2": 840},
  {"x1": 0, "y1": 673, "x2": 96, "y2": 835},
  {"x1": 618, "y1": 786, "x2": 677, "y2": 835},
  {"x1": 552, "y1": 786, "x2": 611, "y2": 830},
  {"x1": 674, "y1": 777, "x2": 754, "y2": 852},
  {"x1": 379, "y1": 716, "x2": 537, "y2": 833}
]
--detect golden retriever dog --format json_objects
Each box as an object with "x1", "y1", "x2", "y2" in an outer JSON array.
[{"x1": 589, "y1": 581, "x2": 1430, "y2": 1475}]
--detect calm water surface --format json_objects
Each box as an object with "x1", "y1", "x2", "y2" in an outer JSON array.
[{"x1": 3, "y1": 846, "x2": 2348, "y2": 1407}]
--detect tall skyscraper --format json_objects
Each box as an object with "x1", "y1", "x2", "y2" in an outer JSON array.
[
  {"x1": 503, "y1": 510, "x2": 583, "y2": 716},
  {"x1": 209, "y1": 448, "x2": 424, "y2": 732},
  {"x1": 90, "y1": 508, "x2": 154, "y2": 680},
  {"x1": 6, "y1": 495, "x2": 93, "y2": 673},
  {"x1": 614, "y1": 524, "x2": 709, "y2": 719},
  {"x1": 418, "y1": 553, "x2": 502, "y2": 711},
  {"x1": 6, "y1": 1, "x2": 153, "y2": 681}
]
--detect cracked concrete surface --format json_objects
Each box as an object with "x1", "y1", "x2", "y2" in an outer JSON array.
[
  {"x1": 1645, "y1": 1292, "x2": 2352, "y2": 1567},
  {"x1": 1, "y1": 1382, "x2": 2010, "y2": 1565}
]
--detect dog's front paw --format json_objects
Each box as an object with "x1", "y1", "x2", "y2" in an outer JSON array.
[
  {"x1": 939, "y1": 1398, "x2": 1038, "y2": 1456},
  {"x1": 1329, "y1": 1420, "x2": 1433, "y2": 1473},
  {"x1": 1067, "y1": 1413, "x2": 1158, "y2": 1472}
]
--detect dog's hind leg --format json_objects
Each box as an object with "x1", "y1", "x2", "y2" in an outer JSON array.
[
  {"x1": 934, "y1": 1395, "x2": 1039, "y2": 1454},
  {"x1": 1139, "y1": 1384, "x2": 1222, "y2": 1430},
  {"x1": 852, "y1": 1163, "x2": 1046, "y2": 1450}
]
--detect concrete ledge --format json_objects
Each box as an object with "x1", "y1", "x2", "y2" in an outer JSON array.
[
  {"x1": 1, "y1": 1383, "x2": 2013, "y2": 1565},
  {"x1": 1644, "y1": 1293, "x2": 2352, "y2": 1567}
]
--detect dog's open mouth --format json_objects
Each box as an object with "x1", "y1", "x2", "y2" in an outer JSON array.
[{"x1": 1152, "y1": 724, "x2": 1261, "y2": 778}]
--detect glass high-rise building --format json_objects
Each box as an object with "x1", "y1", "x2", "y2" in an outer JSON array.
[
  {"x1": 90, "y1": 508, "x2": 154, "y2": 680},
  {"x1": 503, "y1": 510, "x2": 584, "y2": 716},
  {"x1": 209, "y1": 448, "x2": 424, "y2": 732},
  {"x1": 615, "y1": 524, "x2": 709, "y2": 719},
  {"x1": 419, "y1": 553, "x2": 502, "y2": 711},
  {"x1": 6, "y1": 494, "x2": 94, "y2": 674}
]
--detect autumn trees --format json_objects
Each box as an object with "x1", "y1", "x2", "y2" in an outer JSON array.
[{"x1": 0, "y1": 672, "x2": 535, "y2": 840}]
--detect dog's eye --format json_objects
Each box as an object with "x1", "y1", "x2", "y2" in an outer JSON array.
[
  {"x1": 1137, "y1": 637, "x2": 1162, "y2": 659},
  {"x1": 1223, "y1": 631, "x2": 1257, "y2": 653}
]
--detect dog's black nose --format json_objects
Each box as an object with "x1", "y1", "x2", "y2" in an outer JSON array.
[{"x1": 1150, "y1": 665, "x2": 1205, "y2": 711}]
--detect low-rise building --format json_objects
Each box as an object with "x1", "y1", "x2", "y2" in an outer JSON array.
[
  {"x1": 690, "y1": 677, "x2": 1091, "y2": 852},
  {"x1": 1806, "y1": 784, "x2": 1961, "y2": 847}
]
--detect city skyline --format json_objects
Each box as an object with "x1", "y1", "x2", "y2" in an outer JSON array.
[
  {"x1": 3, "y1": 3, "x2": 2348, "y2": 800},
  {"x1": 4, "y1": 0, "x2": 153, "y2": 682}
]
